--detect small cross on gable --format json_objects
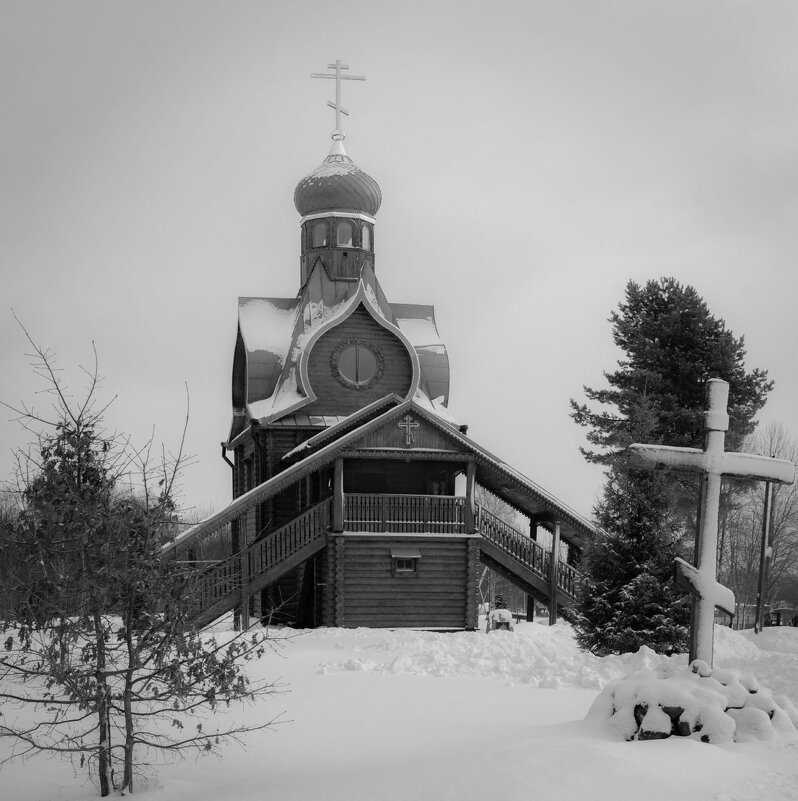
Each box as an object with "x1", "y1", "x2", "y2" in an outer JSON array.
[
  {"x1": 397, "y1": 414, "x2": 419, "y2": 446},
  {"x1": 629, "y1": 379, "x2": 794, "y2": 666}
]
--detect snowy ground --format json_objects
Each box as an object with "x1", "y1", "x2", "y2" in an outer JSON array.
[{"x1": 2, "y1": 621, "x2": 797, "y2": 801}]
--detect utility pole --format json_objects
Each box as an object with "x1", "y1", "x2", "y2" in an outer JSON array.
[{"x1": 754, "y1": 480, "x2": 774, "y2": 634}]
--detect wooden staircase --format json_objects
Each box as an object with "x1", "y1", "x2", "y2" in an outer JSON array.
[
  {"x1": 173, "y1": 493, "x2": 578, "y2": 629},
  {"x1": 181, "y1": 499, "x2": 332, "y2": 628},
  {"x1": 475, "y1": 504, "x2": 578, "y2": 610}
]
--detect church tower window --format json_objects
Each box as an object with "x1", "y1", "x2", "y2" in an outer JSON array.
[
  {"x1": 312, "y1": 221, "x2": 328, "y2": 248},
  {"x1": 361, "y1": 224, "x2": 371, "y2": 252},
  {"x1": 336, "y1": 220, "x2": 353, "y2": 247}
]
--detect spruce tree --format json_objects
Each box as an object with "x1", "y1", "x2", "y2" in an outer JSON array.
[{"x1": 570, "y1": 278, "x2": 771, "y2": 655}]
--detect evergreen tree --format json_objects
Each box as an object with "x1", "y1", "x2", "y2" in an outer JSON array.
[
  {"x1": 570, "y1": 278, "x2": 772, "y2": 655},
  {"x1": 572, "y1": 278, "x2": 771, "y2": 461}
]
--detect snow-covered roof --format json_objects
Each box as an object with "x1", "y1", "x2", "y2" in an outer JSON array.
[
  {"x1": 237, "y1": 297, "x2": 299, "y2": 403},
  {"x1": 230, "y1": 262, "x2": 451, "y2": 440},
  {"x1": 294, "y1": 140, "x2": 382, "y2": 217},
  {"x1": 392, "y1": 304, "x2": 450, "y2": 405}
]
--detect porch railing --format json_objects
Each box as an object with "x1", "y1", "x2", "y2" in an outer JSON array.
[{"x1": 344, "y1": 493, "x2": 466, "y2": 534}]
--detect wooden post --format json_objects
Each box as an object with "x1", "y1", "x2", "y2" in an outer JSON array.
[
  {"x1": 334, "y1": 536, "x2": 345, "y2": 626},
  {"x1": 465, "y1": 460, "x2": 476, "y2": 535},
  {"x1": 466, "y1": 538, "x2": 479, "y2": 630},
  {"x1": 548, "y1": 520, "x2": 560, "y2": 626},
  {"x1": 755, "y1": 481, "x2": 774, "y2": 634},
  {"x1": 240, "y1": 537, "x2": 250, "y2": 630},
  {"x1": 333, "y1": 457, "x2": 344, "y2": 532},
  {"x1": 526, "y1": 594, "x2": 535, "y2": 623}
]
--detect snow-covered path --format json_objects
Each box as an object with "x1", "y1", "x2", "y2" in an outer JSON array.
[{"x1": 2, "y1": 622, "x2": 797, "y2": 801}]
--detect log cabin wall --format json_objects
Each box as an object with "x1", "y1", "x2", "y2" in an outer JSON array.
[
  {"x1": 304, "y1": 306, "x2": 413, "y2": 416},
  {"x1": 322, "y1": 544, "x2": 336, "y2": 626},
  {"x1": 252, "y1": 426, "x2": 322, "y2": 532},
  {"x1": 337, "y1": 535, "x2": 471, "y2": 628}
]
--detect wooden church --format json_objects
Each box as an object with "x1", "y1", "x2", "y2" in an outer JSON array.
[{"x1": 167, "y1": 63, "x2": 594, "y2": 630}]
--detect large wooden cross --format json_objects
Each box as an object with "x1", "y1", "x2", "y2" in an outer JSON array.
[
  {"x1": 628, "y1": 378, "x2": 794, "y2": 666},
  {"x1": 311, "y1": 59, "x2": 366, "y2": 137}
]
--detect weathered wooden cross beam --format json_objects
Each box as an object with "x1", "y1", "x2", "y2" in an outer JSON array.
[{"x1": 628, "y1": 378, "x2": 794, "y2": 666}]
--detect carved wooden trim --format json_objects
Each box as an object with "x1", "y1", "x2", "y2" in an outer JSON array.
[{"x1": 340, "y1": 449, "x2": 469, "y2": 462}]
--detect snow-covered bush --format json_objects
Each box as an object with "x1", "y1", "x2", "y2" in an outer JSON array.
[{"x1": 588, "y1": 649, "x2": 798, "y2": 744}]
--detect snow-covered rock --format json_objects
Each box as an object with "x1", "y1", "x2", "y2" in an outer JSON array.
[{"x1": 589, "y1": 658, "x2": 798, "y2": 744}]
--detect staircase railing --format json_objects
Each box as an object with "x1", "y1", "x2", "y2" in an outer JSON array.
[
  {"x1": 476, "y1": 504, "x2": 579, "y2": 600},
  {"x1": 476, "y1": 505, "x2": 548, "y2": 578},
  {"x1": 249, "y1": 498, "x2": 332, "y2": 577},
  {"x1": 185, "y1": 554, "x2": 240, "y2": 616},
  {"x1": 185, "y1": 498, "x2": 332, "y2": 622},
  {"x1": 344, "y1": 494, "x2": 466, "y2": 534},
  {"x1": 557, "y1": 561, "x2": 578, "y2": 597}
]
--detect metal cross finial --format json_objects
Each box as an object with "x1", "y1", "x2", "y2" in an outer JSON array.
[
  {"x1": 310, "y1": 59, "x2": 366, "y2": 141},
  {"x1": 629, "y1": 379, "x2": 795, "y2": 666}
]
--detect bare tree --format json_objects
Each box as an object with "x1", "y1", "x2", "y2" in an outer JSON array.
[
  {"x1": 719, "y1": 423, "x2": 798, "y2": 623},
  {"x1": 0, "y1": 327, "x2": 283, "y2": 796}
]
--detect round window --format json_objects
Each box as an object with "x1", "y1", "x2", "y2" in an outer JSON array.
[
  {"x1": 338, "y1": 343, "x2": 378, "y2": 386},
  {"x1": 331, "y1": 339, "x2": 384, "y2": 390}
]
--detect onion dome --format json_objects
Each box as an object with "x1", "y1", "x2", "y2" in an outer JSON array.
[{"x1": 294, "y1": 138, "x2": 382, "y2": 217}]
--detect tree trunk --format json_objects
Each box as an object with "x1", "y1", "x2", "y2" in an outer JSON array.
[
  {"x1": 93, "y1": 610, "x2": 113, "y2": 796},
  {"x1": 121, "y1": 595, "x2": 137, "y2": 794}
]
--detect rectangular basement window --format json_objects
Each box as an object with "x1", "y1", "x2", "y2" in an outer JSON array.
[{"x1": 391, "y1": 548, "x2": 422, "y2": 577}]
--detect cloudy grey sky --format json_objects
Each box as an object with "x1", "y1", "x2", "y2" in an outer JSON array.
[{"x1": 2, "y1": 1, "x2": 797, "y2": 519}]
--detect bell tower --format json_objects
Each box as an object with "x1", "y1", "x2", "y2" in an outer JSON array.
[
  {"x1": 294, "y1": 136, "x2": 381, "y2": 285},
  {"x1": 293, "y1": 60, "x2": 381, "y2": 286}
]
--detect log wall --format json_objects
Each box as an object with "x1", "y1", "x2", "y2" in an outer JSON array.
[{"x1": 336, "y1": 535, "x2": 471, "y2": 629}]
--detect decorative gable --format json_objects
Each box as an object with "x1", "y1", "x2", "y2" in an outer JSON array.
[
  {"x1": 352, "y1": 410, "x2": 463, "y2": 452},
  {"x1": 302, "y1": 304, "x2": 415, "y2": 417}
]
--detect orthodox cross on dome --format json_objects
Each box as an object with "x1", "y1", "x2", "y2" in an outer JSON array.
[
  {"x1": 628, "y1": 378, "x2": 795, "y2": 667},
  {"x1": 310, "y1": 59, "x2": 366, "y2": 141},
  {"x1": 397, "y1": 414, "x2": 419, "y2": 446}
]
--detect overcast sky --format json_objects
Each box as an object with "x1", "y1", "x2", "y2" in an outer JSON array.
[{"x1": 2, "y1": 1, "x2": 797, "y2": 520}]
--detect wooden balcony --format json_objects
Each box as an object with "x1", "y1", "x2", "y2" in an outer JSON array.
[
  {"x1": 343, "y1": 493, "x2": 577, "y2": 601},
  {"x1": 344, "y1": 493, "x2": 467, "y2": 534}
]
